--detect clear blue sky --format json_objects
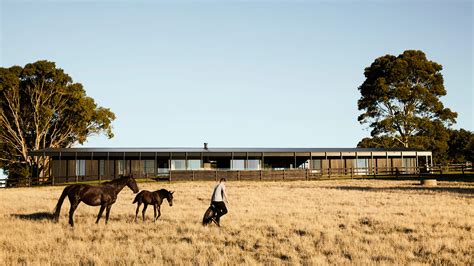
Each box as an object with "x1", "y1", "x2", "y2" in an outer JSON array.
[{"x1": 1, "y1": 0, "x2": 472, "y2": 149}]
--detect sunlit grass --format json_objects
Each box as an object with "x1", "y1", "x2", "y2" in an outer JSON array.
[{"x1": 0, "y1": 180, "x2": 473, "y2": 265}]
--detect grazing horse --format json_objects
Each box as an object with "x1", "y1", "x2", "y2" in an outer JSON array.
[
  {"x1": 133, "y1": 189, "x2": 174, "y2": 222},
  {"x1": 53, "y1": 175, "x2": 139, "y2": 227}
]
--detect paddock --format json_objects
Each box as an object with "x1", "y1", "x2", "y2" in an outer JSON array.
[{"x1": 0, "y1": 180, "x2": 472, "y2": 265}]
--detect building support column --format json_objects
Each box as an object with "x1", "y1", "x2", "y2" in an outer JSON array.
[
  {"x1": 355, "y1": 152, "x2": 358, "y2": 176},
  {"x1": 294, "y1": 152, "x2": 297, "y2": 169},
  {"x1": 91, "y1": 152, "x2": 94, "y2": 181},
  {"x1": 401, "y1": 152, "x2": 404, "y2": 174},
  {"x1": 107, "y1": 152, "x2": 110, "y2": 181},
  {"x1": 415, "y1": 152, "x2": 419, "y2": 173},
  {"x1": 185, "y1": 152, "x2": 188, "y2": 170},
  {"x1": 65, "y1": 156, "x2": 69, "y2": 183},
  {"x1": 201, "y1": 152, "x2": 204, "y2": 169},
  {"x1": 169, "y1": 152, "x2": 173, "y2": 177},
  {"x1": 123, "y1": 152, "x2": 126, "y2": 176},
  {"x1": 245, "y1": 152, "x2": 248, "y2": 170},
  {"x1": 325, "y1": 152, "x2": 329, "y2": 177},
  {"x1": 370, "y1": 152, "x2": 374, "y2": 175},
  {"x1": 341, "y1": 152, "x2": 344, "y2": 175},
  {"x1": 139, "y1": 152, "x2": 142, "y2": 178},
  {"x1": 56, "y1": 152, "x2": 61, "y2": 186},
  {"x1": 154, "y1": 152, "x2": 157, "y2": 177},
  {"x1": 75, "y1": 152, "x2": 78, "y2": 183}
]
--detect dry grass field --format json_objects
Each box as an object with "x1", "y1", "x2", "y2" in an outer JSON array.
[{"x1": 0, "y1": 180, "x2": 473, "y2": 265}]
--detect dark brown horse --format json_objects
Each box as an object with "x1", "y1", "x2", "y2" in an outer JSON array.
[
  {"x1": 133, "y1": 189, "x2": 174, "y2": 222},
  {"x1": 53, "y1": 175, "x2": 139, "y2": 226}
]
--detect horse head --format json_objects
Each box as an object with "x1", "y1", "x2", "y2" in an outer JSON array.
[
  {"x1": 167, "y1": 190, "x2": 174, "y2": 206},
  {"x1": 126, "y1": 175, "x2": 139, "y2": 194}
]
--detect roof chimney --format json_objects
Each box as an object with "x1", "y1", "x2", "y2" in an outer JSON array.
[{"x1": 204, "y1": 142, "x2": 208, "y2": 150}]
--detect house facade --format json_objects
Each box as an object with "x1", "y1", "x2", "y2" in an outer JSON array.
[{"x1": 29, "y1": 146, "x2": 432, "y2": 183}]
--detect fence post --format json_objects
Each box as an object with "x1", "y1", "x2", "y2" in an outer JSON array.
[{"x1": 260, "y1": 170, "x2": 262, "y2": 180}]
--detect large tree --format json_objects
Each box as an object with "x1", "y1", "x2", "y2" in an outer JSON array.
[
  {"x1": 446, "y1": 128, "x2": 473, "y2": 163},
  {"x1": 0, "y1": 60, "x2": 115, "y2": 184},
  {"x1": 357, "y1": 50, "x2": 457, "y2": 156}
]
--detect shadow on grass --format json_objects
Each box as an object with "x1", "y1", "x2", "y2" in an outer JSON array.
[
  {"x1": 327, "y1": 185, "x2": 474, "y2": 196},
  {"x1": 11, "y1": 212, "x2": 55, "y2": 221}
]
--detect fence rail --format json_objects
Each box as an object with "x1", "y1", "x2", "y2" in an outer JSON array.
[{"x1": 2, "y1": 165, "x2": 472, "y2": 187}]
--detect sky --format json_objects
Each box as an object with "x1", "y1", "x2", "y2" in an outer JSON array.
[{"x1": 1, "y1": 0, "x2": 473, "y2": 150}]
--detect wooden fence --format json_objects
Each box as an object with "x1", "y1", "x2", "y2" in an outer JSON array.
[{"x1": 2, "y1": 165, "x2": 472, "y2": 187}]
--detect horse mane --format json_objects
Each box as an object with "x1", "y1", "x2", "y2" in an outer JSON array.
[
  {"x1": 103, "y1": 175, "x2": 130, "y2": 186},
  {"x1": 157, "y1": 189, "x2": 171, "y2": 197}
]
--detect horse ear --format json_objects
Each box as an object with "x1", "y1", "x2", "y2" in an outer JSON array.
[{"x1": 171, "y1": 191, "x2": 174, "y2": 194}]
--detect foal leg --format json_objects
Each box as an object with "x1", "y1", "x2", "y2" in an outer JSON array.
[
  {"x1": 157, "y1": 205, "x2": 161, "y2": 220},
  {"x1": 105, "y1": 205, "x2": 112, "y2": 224},
  {"x1": 142, "y1": 204, "x2": 148, "y2": 221},
  {"x1": 135, "y1": 201, "x2": 142, "y2": 222},
  {"x1": 96, "y1": 205, "x2": 106, "y2": 224},
  {"x1": 153, "y1": 205, "x2": 157, "y2": 222}
]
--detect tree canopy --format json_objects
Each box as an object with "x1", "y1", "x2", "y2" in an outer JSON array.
[
  {"x1": 447, "y1": 129, "x2": 473, "y2": 163},
  {"x1": 357, "y1": 50, "x2": 457, "y2": 149},
  {"x1": 0, "y1": 60, "x2": 115, "y2": 183}
]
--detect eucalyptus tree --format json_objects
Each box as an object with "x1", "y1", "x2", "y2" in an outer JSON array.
[
  {"x1": 357, "y1": 50, "x2": 457, "y2": 148},
  {"x1": 0, "y1": 60, "x2": 115, "y2": 183}
]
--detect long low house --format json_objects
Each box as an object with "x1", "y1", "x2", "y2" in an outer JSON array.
[{"x1": 29, "y1": 146, "x2": 433, "y2": 183}]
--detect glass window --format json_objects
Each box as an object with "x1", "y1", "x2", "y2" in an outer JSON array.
[
  {"x1": 231, "y1": 160, "x2": 245, "y2": 170},
  {"x1": 247, "y1": 160, "x2": 261, "y2": 170},
  {"x1": 118, "y1": 160, "x2": 125, "y2": 175},
  {"x1": 171, "y1": 160, "x2": 186, "y2": 170},
  {"x1": 157, "y1": 158, "x2": 169, "y2": 174},
  {"x1": 143, "y1": 160, "x2": 155, "y2": 174},
  {"x1": 99, "y1": 160, "x2": 105, "y2": 176},
  {"x1": 312, "y1": 159, "x2": 322, "y2": 169},
  {"x1": 354, "y1": 158, "x2": 369, "y2": 174},
  {"x1": 403, "y1": 158, "x2": 415, "y2": 168},
  {"x1": 402, "y1": 158, "x2": 416, "y2": 174},
  {"x1": 311, "y1": 159, "x2": 322, "y2": 173},
  {"x1": 187, "y1": 160, "x2": 201, "y2": 170},
  {"x1": 76, "y1": 160, "x2": 86, "y2": 176}
]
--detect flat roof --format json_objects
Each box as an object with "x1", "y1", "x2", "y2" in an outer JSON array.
[{"x1": 30, "y1": 147, "x2": 431, "y2": 155}]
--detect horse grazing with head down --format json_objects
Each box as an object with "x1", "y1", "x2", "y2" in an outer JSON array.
[
  {"x1": 133, "y1": 189, "x2": 174, "y2": 222},
  {"x1": 53, "y1": 175, "x2": 139, "y2": 227}
]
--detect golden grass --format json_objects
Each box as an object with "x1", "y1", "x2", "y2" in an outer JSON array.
[{"x1": 0, "y1": 180, "x2": 473, "y2": 265}]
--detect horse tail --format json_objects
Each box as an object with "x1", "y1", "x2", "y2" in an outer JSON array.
[
  {"x1": 133, "y1": 191, "x2": 143, "y2": 204},
  {"x1": 53, "y1": 185, "x2": 72, "y2": 221}
]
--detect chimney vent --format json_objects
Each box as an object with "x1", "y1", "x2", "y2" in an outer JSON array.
[{"x1": 204, "y1": 143, "x2": 208, "y2": 150}]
